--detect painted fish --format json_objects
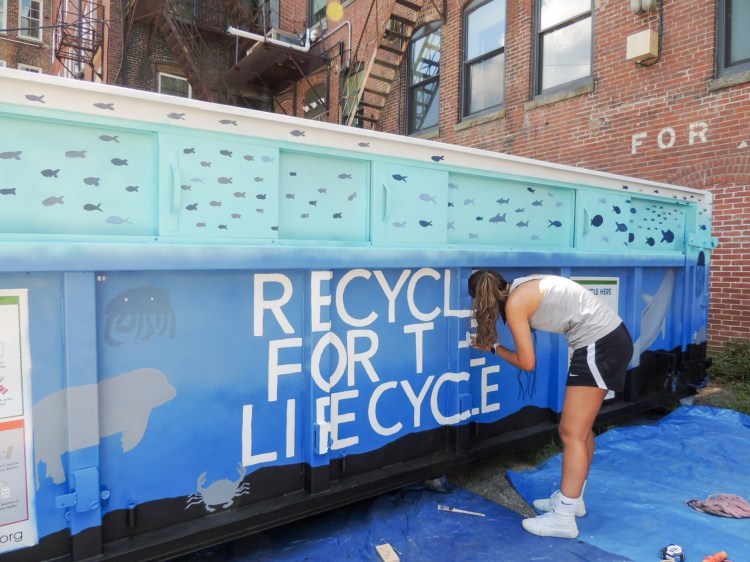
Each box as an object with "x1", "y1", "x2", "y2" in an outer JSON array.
[
  {"x1": 106, "y1": 216, "x2": 132, "y2": 225},
  {"x1": 308, "y1": 200, "x2": 317, "y2": 206},
  {"x1": 286, "y1": 194, "x2": 296, "y2": 199},
  {"x1": 497, "y1": 197, "x2": 509, "y2": 204},
  {"x1": 591, "y1": 215, "x2": 603, "y2": 227},
  {"x1": 515, "y1": 208, "x2": 525, "y2": 213},
  {"x1": 219, "y1": 119, "x2": 237, "y2": 125},
  {"x1": 318, "y1": 188, "x2": 327, "y2": 194},
  {"x1": 392, "y1": 221, "x2": 406, "y2": 228},
  {"x1": 243, "y1": 155, "x2": 254, "y2": 161},
  {"x1": 419, "y1": 193, "x2": 437, "y2": 203},
  {"x1": 41, "y1": 169, "x2": 60, "y2": 178},
  {"x1": 532, "y1": 200, "x2": 543, "y2": 207},
  {"x1": 93, "y1": 102, "x2": 115, "y2": 110},
  {"x1": 184, "y1": 148, "x2": 195, "y2": 154},
  {"x1": 167, "y1": 113, "x2": 186, "y2": 120},
  {"x1": 126, "y1": 186, "x2": 139, "y2": 192},
  {"x1": 516, "y1": 220, "x2": 529, "y2": 227},
  {"x1": 231, "y1": 214, "x2": 241, "y2": 219},
  {"x1": 181, "y1": 185, "x2": 191, "y2": 191},
  {"x1": 348, "y1": 192, "x2": 357, "y2": 201},
  {"x1": 25, "y1": 94, "x2": 45, "y2": 103},
  {"x1": 111, "y1": 158, "x2": 128, "y2": 166},
  {"x1": 218, "y1": 177, "x2": 233, "y2": 184},
  {"x1": 358, "y1": 142, "x2": 370, "y2": 148},
  {"x1": 83, "y1": 203, "x2": 103, "y2": 212},
  {"x1": 548, "y1": 220, "x2": 562, "y2": 227},
  {"x1": 463, "y1": 199, "x2": 475, "y2": 205},
  {"x1": 333, "y1": 212, "x2": 343, "y2": 219},
  {"x1": 338, "y1": 174, "x2": 352, "y2": 179},
  {"x1": 0, "y1": 188, "x2": 16, "y2": 195},
  {"x1": 256, "y1": 194, "x2": 267, "y2": 200},
  {"x1": 631, "y1": 269, "x2": 674, "y2": 367},
  {"x1": 186, "y1": 203, "x2": 198, "y2": 211},
  {"x1": 253, "y1": 177, "x2": 264, "y2": 182},
  {"x1": 661, "y1": 229, "x2": 675, "y2": 243},
  {"x1": 65, "y1": 150, "x2": 87, "y2": 158},
  {"x1": 233, "y1": 192, "x2": 246, "y2": 198},
  {"x1": 210, "y1": 201, "x2": 222, "y2": 207},
  {"x1": 419, "y1": 220, "x2": 432, "y2": 227},
  {"x1": 200, "y1": 161, "x2": 212, "y2": 168},
  {"x1": 0, "y1": 151, "x2": 21, "y2": 160},
  {"x1": 220, "y1": 150, "x2": 232, "y2": 157},
  {"x1": 290, "y1": 130, "x2": 306, "y2": 137},
  {"x1": 489, "y1": 213, "x2": 506, "y2": 223},
  {"x1": 431, "y1": 155, "x2": 444, "y2": 162},
  {"x1": 449, "y1": 183, "x2": 460, "y2": 190},
  {"x1": 42, "y1": 195, "x2": 64, "y2": 206},
  {"x1": 392, "y1": 174, "x2": 407, "y2": 182},
  {"x1": 83, "y1": 177, "x2": 100, "y2": 186},
  {"x1": 99, "y1": 135, "x2": 120, "y2": 143},
  {"x1": 261, "y1": 156, "x2": 275, "y2": 162},
  {"x1": 218, "y1": 225, "x2": 228, "y2": 230},
  {"x1": 526, "y1": 187, "x2": 535, "y2": 193}
]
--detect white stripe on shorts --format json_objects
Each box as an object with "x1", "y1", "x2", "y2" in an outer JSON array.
[{"x1": 586, "y1": 342, "x2": 607, "y2": 389}]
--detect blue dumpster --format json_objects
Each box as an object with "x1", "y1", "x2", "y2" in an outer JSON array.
[{"x1": 0, "y1": 68, "x2": 716, "y2": 560}]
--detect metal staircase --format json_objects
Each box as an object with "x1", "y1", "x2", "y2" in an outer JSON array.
[{"x1": 343, "y1": 0, "x2": 443, "y2": 129}]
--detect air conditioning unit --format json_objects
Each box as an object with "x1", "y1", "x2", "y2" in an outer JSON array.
[{"x1": 266, "y1": 28, "x2": 304, "y2": 46}]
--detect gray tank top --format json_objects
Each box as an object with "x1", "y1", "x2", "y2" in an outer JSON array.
[{"x1": 509, "y1": 275, "x2": 622, "y2": 350}]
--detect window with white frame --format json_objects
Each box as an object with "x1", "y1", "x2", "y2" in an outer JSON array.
[
  {"x1": 717, "y1": 0, "x2": 750, "y2": 77},
  {"x1": 1, "y1": 0, "x2": 7, "y2": 34},
  {"x1": 309, "y1": 0, "x2": 325, "y2": 27},
  {"x1": 158, "y1": 73, "x2": 192, "y2": 99},
  {"x1": 18, "y1": 63, "x2": 42, "y2": 72},
  {"x1": 407, "y1": 21, "x2": 441, "y2": 134},
  {"x1": 462, "y1": 0, "x2": 506, "y2": 118},
  {"x1": 19, "y1": 0, "x2": 43, "y2": 41},
  {"x1": 534, "y1": 0, "x2": 592, "y2": 96}
]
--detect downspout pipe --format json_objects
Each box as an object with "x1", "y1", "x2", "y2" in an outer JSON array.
[{"x1": 227, "y1": 26, "x2": 313, "y2": 53}]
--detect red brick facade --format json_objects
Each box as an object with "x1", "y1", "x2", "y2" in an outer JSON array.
[{"x1": 0, "y1": 0, "x2": 52, "y2": 72}]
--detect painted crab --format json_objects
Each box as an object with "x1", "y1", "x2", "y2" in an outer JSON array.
[{"x1": 185, "y1": 463, "x2": 250, "y2": 512}]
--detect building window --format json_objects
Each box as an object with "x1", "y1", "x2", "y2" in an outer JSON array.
[
  {"x1": 462, "y1": 0, "x2": 505, "y2": 118},
  {"x1": 534, "y1": 0, "x2": 592, "y2": 96},
  {"x1": 1, "y1": 0, "x2": 6, "y2": 34},
  {"x1": 158, "y1": 73, "x2": 192, "y2": 99},
  {"x1": 717, "y1": 0, "x2": 750, "y2": 77},
  {"x1": 18, "y1": 63, "x2": 42, "y2": 72},
  {"x1": 309, "y1": 0, "x2": 325, "y2": 27},
  {"x1": 342, "y1": 62, "x2": 365, "y2": 127},
  {"x1": 0, "y1": 61, "x2": 6, "y2": 68},
  {"x1": 19, "y1": 0, "x2": 42, "y2": 41},
  {"x1": 303, "y1": 84, "x2": 326, "y2": 120},
  {"x1": 407, "y1": 21, "x2": 441, "y2": 134}
]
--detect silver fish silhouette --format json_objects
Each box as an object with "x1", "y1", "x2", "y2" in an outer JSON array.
[{"x1": 42, "y1": 196, "x2": 64, "y2": 206}]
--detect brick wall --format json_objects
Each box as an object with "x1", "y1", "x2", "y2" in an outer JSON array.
[{"x1": 0, "y1": 0, "x2": 52, "y2": 72}]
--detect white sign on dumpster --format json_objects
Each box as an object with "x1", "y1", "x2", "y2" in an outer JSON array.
[{"x1": 0, "y1": 291, "x2": 37, "y2": 554}]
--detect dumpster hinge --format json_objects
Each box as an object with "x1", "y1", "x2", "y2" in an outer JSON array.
[{"x1": 55, "y1": 467, "x2": 101, "y2": 512}]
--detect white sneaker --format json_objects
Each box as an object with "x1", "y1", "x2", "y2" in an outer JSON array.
[
  {"x1": 522, "y1": 511, "x2": 579, "y2": 539},
  {"x1": 533, "y1": 490, "x2": 586, "y2": 517}
]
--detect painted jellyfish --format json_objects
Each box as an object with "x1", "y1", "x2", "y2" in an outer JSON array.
[{"x1": 103, "y1": 286, "x2": 176, "y2": 346}]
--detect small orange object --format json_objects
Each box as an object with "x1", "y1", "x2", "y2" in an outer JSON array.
[{"x1": 702, "y1": 551, "x2": 728, "y2": 562}]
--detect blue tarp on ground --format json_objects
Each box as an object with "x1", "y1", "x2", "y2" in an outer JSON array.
[
  {"x1": 508, "y1": 406, "x2": 750, "y2": 562},
  {"x1": 178, "y1": 483, "x2": 630, "y2": 561}
]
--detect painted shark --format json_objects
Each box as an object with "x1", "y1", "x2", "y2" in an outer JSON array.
[{"x1": 631, "y1": 268, "x2": 674, "y2": 367}]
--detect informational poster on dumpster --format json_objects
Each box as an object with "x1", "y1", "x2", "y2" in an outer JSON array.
[
  {"x1": 0, "y1": 291, "x2": 37, "y2": 554},
  {"x1": 573, "y1": 277, "x2": 619, "y2": 314}
]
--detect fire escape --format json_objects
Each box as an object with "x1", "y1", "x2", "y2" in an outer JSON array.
[
  {"x1": 54, "y1": 1, "x2": 106, "y2": 80},
  {"x1": 342, "y1": 0, "x2": 444, "y2": 130}
]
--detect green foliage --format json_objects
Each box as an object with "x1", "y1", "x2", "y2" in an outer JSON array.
[{"x1": 709, "y1": 339, "x2": 750, "y2": 385}]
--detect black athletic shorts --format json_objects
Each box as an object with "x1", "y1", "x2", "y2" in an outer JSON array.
[{"x1": 567, "y1": 322, "x2": 633, "y2": 392}]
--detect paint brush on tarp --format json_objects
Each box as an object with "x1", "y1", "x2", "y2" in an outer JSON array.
[{"x1": 437, "y1": 504, "x2": 485, "y2": 517}]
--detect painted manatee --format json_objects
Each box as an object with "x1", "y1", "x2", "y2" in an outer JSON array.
[{"x1": 34, "y1": 367, "x2": 176, "y2": 487}]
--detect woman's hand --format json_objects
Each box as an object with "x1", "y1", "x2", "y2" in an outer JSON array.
[{"x1": 470, "y1": 334, "x2": 493, "y2": 354}]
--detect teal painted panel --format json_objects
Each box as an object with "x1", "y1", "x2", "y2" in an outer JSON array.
[
  {"x1": 371, "y1": 163, "x2": 449, "y2": 244},
  {"x1": 446, "y1": 174, "x2": 575, "y2": 247},
  {"x1": 279, "y1": 152, "x2": 368, "y2": 242},
  {"x1": 580, "y1": 192, "x2": 686, "y2": 252},
  {"x1": 158, "y1": 133, "x2": 280, "y2": 239},
  {"x1": 0, "y1": 113, "x2": 155, "y2": 235}
]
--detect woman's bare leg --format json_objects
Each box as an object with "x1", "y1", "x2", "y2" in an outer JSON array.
[{"x1": 558, "y1": 386, "x2": 607, "y2": 499}]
